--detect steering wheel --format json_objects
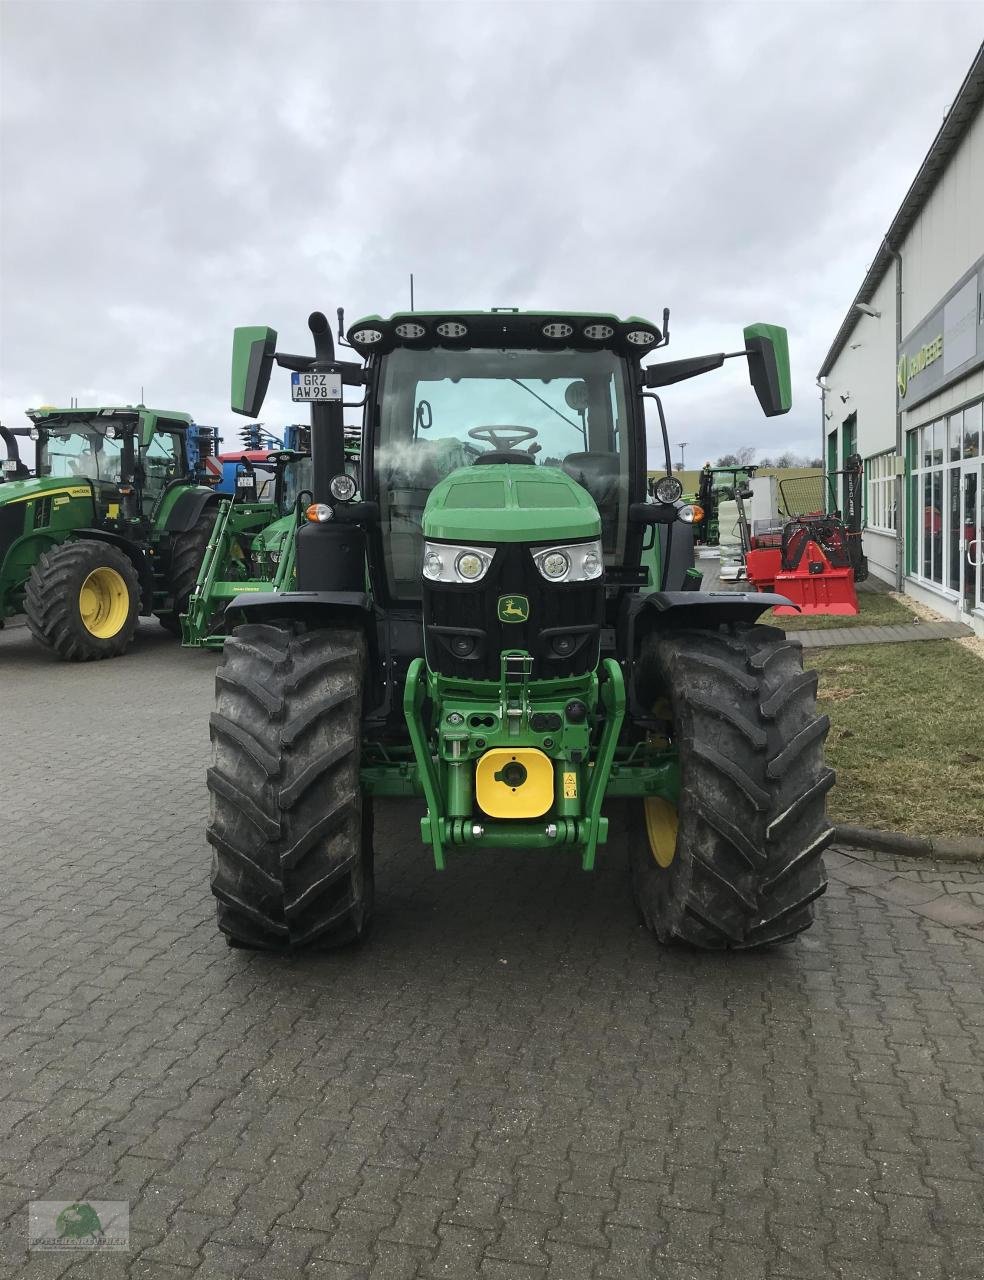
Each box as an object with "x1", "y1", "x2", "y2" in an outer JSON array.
[{"x1": 467, "y1": 424, "x2": 539, "y2": 451}]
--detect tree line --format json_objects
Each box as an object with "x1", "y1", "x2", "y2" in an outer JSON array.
[{"x1": 710, "y1": 446, "x2": 822, "y2": 469}]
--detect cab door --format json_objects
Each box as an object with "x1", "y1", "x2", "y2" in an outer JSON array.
[{"x1": 140, "y1": 428, "x2": 185, "y2": 517}]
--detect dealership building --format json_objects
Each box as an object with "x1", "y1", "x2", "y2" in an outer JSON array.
[{"x1": 818, "y1": 42, "x2": 984, "y2": 636}]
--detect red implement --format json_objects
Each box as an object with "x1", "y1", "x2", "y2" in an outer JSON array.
[{"x1": 746, "y1": 528, "x2": 859, "y2": 616}]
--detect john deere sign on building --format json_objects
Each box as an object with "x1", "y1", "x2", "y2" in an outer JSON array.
[{"x1": 897, "y1": 254, "x2": 984, "y2": 407}]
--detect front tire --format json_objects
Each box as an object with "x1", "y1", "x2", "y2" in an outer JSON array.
[
  {"x1": 207, "y1": 623, "x2": 373, "y2": 951},
  {"x1": 24, "y1": 540, "x2": 140, "y2": 661},
  {"x1": 630, "y1": 624, "x2": 833, "y2": 949}
]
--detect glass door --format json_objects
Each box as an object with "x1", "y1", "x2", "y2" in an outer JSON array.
[{"x1": 962, "y1": 465, "x2": 981, "y2": 615}]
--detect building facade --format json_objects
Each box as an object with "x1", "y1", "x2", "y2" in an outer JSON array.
[{"x1": 818, "y1": 44, "x2": 984, "y2": 636}]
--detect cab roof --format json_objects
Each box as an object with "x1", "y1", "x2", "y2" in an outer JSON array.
[{"x1": 26, "y1": 405, "x2": 193, "y2": 426}]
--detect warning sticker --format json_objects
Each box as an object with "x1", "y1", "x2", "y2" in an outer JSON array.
[{"x1": 563, "y1": 771, "x2": 577, "y2": 799}]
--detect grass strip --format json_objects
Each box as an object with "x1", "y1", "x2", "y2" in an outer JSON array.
[
  {"x1": 774, "y1": 589, "x2": 916, "y2": 631},
  {"x1": 807, "y1": 640, "x2": 984, "y2": 838}
]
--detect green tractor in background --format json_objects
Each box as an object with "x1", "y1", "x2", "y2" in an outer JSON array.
[
  {"x1": 0, "y1": 406, "x2": 221, "y2": 660},
  {"x1": 181, "y1": 449, "x2": 312, "y2": 648},
  {"x1": 207, "y1": 308, "x2": 832, "y2": 952},
  {"x1": 181, "y1": 427, "x2": 361, "y2": 648}
]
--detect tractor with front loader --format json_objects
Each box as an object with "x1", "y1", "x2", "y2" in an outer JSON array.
[
  {"x1": 0, "y1": 406, "x2": 221, "y2": 660},
  {"x1": 181, "y1": 450, "x2": 312, "y2": 647},
  {"x1": 206, "y1": 308, "x2": 832, "y2": 952}
]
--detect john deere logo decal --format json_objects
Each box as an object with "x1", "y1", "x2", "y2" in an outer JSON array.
[
  {"x1": 897, "y1": 353, "x2": 908, "y2": 399},
  {"x1": 498, "y1": 595, "x2": 529, "y2": 623}
]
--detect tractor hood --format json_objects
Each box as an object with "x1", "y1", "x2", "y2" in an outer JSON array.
[
  {"x1": 253, "y1": 511, "x2": 295, "y2": 553},
  {"x1": 0, "y1": 475, "x2": 93, "y2": 507},
  {"x1": 422, "y1": 463, "x2": 601, "y2": 543}
]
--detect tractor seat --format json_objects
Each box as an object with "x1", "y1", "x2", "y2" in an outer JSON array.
[
  {"x1": 562, "y1": 452, "x2": 621, "y2": 550},
  {"x1": 474, "y1": 451, "x2": 536, "y2": 466}
]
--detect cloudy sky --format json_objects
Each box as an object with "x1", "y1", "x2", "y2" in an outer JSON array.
[{"x1": 1, "y1": 0, "x2": 982, "y2": 467}]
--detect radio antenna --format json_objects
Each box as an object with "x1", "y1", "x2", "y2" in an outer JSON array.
[{"x1": 410, "y1": 273, "x2": 415, "y2": 311}]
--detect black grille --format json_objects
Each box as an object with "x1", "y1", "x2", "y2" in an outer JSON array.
[
  {"x1": 424, "y1": 542, "x2": 603, "y2": 679},
  {"x1": 33, "y1": 497, "x2": 52, "y2": 529}
]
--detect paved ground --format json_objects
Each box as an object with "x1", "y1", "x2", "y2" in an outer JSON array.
[{"x1": 2, "y1": 620, "x2": 984, "y2": 1279}]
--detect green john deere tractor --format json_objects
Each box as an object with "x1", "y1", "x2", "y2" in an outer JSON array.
[
  {"x1": 207, "y1": 309, "x2": 832, "y2": 951},
  {"x1": 0, "y1": 406, "x2": 221, "y2": 660}
]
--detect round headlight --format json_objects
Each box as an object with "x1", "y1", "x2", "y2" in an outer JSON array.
[
  {"x1": 436, "y1": 321, "x2": 468, "y2": 339},
  {"x1": 29, "y1": 427, "x2": 40, "y2": 440},
  {"x1": 542, "y1": 551, "x2": 570, "y2": 579},
  {"x1": 395, "y1": 322, "x2": 426, "y2": 340},
  {"x1": 676, "y1": 504, "x2": 696, "y2": 524},
  {"x1": 654, "y1": 475, "x2": 683, "y2": 503},
  {"x1": 423, "y1": 550, "x2": 444, "y2": 579},
  {"x1": 583, "y1": 323, "x2": 614, "y2": 340},
  {"x1": 306, "y1": 502, "x2": 333, "y2": 523},
  {"x1": 582, "y1": 549, "x2": 602, "y2": 579},
  {"x1": 329, "y1": 473, "x2": 357, "y2": 501},
  {"x1": 455, "y1": 552, "x2": 484, "y2": 580}
]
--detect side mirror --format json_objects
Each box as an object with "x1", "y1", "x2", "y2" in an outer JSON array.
[
  {"x1": 232, "y1": 326, "x2": 277, "y2": 417},
  {"x1": 743, "y1": 323, "x2": 791, "y2": 417}
]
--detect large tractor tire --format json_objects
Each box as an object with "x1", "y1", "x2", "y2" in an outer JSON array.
[
  {"x1": 24, "y1": 539, "x2": 140, "y2": 661},
  {"x1": 207, "y1": 623, "x2": 373, "y2": 951},
  {"x1": 156, "y1": 510, "x2": 217, "y2": 635},
  {"x1": 630, "y1": 623, "x2": 833, "y2": 949}
]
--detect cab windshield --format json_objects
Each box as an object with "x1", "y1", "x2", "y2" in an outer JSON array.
[
  {"x1": 40, "y1": 424, "x2": 124, "y2": 483},
  {"x1": 374, "y1": 346, "x2": 633, "y2": 598}
]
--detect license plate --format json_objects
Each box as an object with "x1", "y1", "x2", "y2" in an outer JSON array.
[{"x1": 291, "y1": 372, "x2": 342, "y2": 402}]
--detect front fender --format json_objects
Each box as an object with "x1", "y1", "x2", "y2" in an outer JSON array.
[
  {"x1": 618, "y1": 588, "x2": 798, "y2": 723},
  {"x1": 629, "y1": 589, "x2": 796, "y2": 633},
  {"x1": 160, "y1": 486, "x2": 220, "y2": 533}
]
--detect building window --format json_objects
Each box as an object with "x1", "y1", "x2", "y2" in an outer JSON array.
[
  {"x1": 865, "y1": 452, "x2": 896, "y2": 533},
  {"x1": 907, "y1": 399, "x2": 983, "y2": 590}
]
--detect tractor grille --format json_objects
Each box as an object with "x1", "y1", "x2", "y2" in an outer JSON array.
[{"x1": 424, "y1": 542, "x2": 603, "y2": 680}]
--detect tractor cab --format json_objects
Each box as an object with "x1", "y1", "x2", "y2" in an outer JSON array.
[
  {"x1": 366, "y1": 335, "x2": 638, "y2": 600},
  {"x1": 28, "y1": 405, "x2": 194, "y2": 523}
]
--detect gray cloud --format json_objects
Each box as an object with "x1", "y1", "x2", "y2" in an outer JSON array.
[{"x1": 2, "y1": 0, "x2": 982, "y2": 467}]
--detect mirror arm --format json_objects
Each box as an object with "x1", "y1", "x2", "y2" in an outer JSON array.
[
  {"x1": 275, "y1": 352, "x2": 368, "y2": 384},
  {"x1": 641, "y1": 391, "x2": 672, "y2": 477},
  {"x1": 275, "y1": 353, "x2": 313, "y2": 373}
]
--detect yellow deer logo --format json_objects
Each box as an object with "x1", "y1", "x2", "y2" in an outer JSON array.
[{"x1": 498, "y1": 595, "x2": 529, "y2": 623}]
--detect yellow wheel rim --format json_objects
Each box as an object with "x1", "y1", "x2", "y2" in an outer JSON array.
[
  {"x1": 644, "y1": 796, "x2": 678, "y2": 868},
  {"x1": 78, "y1": 566, "x2": 129, "y2": 639}
]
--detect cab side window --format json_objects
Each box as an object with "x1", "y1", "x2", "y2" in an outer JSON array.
[{"x1": 141, "y1": 430, "x2": 183, "y2": 512}]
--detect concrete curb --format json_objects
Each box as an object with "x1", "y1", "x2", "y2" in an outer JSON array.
[{"x1": 834, "y1": 824, "x2": 984, "y2": 863}]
